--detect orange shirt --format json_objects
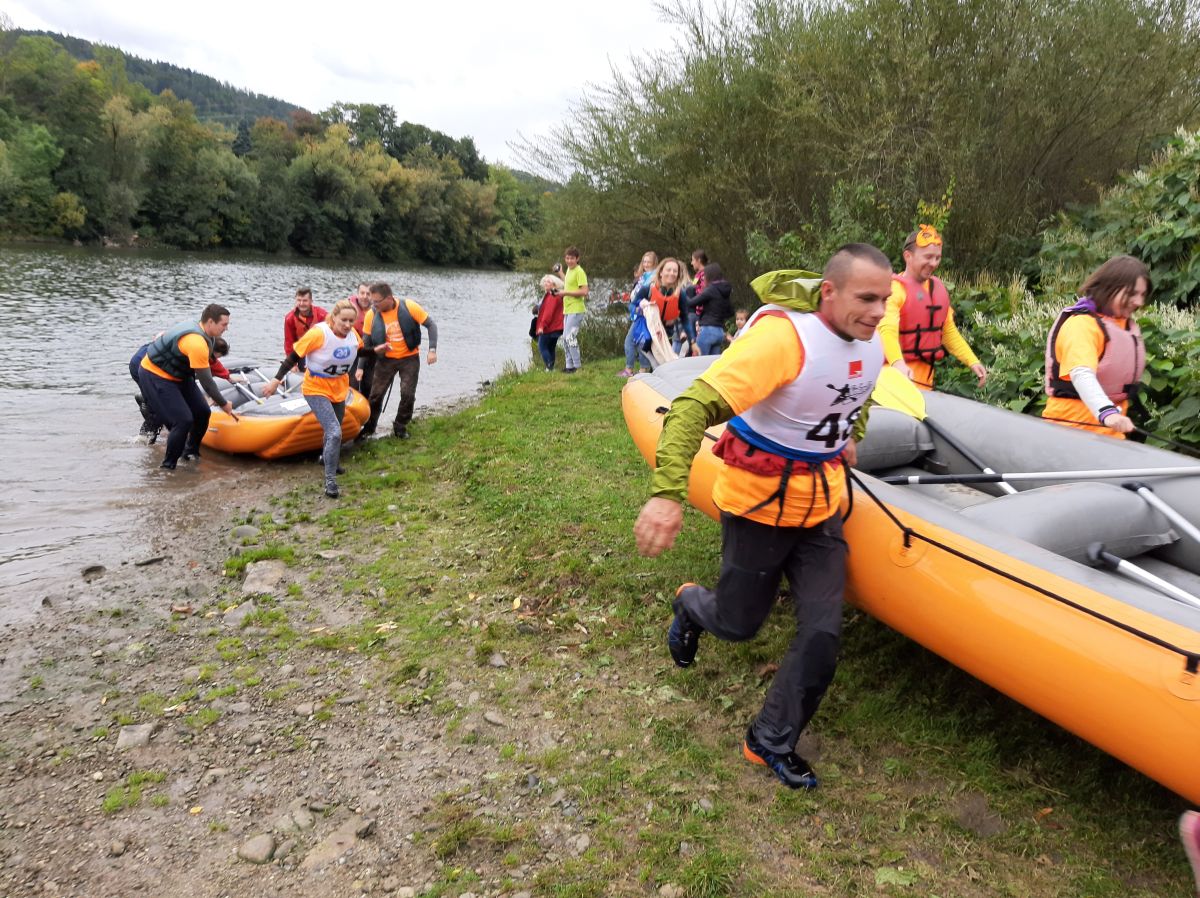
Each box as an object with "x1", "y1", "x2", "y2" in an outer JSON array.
[
  {"x1": 701, "y1": 314, "x2": 845, "y2": 527},
  {"x1": 1044, "y1": 313, "x2": 1128, "y2": 438},
  {"x1": 294, "y1": 326, "x2": 363, "y2": 403},
  {"x1": 139, "y1": 331, "x2": 211, "y2": 382},
  {"x1": 362, "y1": 300, "x2": 429, "y2": 359}
]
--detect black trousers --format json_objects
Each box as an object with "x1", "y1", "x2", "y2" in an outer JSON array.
[
  {"x1": 137, "y1": 368, "x2": 210, "y2": 465},
  {"x1": 365, "y1": 354, "x2": 420, "y2": 434},
  {"x1": 677, "y1": 512, "x2": 848, "y2": 754}
]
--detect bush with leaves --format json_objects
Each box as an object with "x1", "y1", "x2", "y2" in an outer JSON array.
[{"x1": 1036, "y1": 129, "x2": 1200, "y2": 308}]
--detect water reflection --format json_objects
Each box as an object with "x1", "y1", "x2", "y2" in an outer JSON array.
[{"x1": 0, "y1": 245, "x2": 533, "y2": 603}]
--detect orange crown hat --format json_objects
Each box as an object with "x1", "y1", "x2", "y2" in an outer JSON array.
[{"x1": 912, "y1": 224, "x2": 943, "y2": 248}]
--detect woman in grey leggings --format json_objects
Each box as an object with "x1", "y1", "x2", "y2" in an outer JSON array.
[{"x1": 264, "y1": 299, "x2": 363, "y2": 497}]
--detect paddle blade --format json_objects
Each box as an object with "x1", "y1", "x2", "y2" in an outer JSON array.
[{"x1": 872, "y1": 366, "x2": 927, "y2": 420}]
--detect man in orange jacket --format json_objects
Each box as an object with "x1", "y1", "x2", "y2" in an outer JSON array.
[{"x1": 878, "y1": 225, "x2": 986, "y2": 391}]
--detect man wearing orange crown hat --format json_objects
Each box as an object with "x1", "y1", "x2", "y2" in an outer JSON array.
[{"x1": 878, "y1": 224, "x2": 987, "y2": 392}]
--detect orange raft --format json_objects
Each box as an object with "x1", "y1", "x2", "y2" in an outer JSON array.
[
  {"x1": 624, "y1": 357, "x2": 1200, "y2": 803},
  {"x1": 201, "y1": 363, "x2": 371, "y2": 459}
]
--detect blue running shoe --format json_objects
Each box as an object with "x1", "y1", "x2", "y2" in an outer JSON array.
[
  {"x1": 742, "y1": 726, "x2": 818, "y2": 790},
  {"x1": 667, "y1": 584, "x2": 702, "y2": 668}
]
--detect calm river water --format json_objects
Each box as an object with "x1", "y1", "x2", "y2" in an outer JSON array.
[{"x1": 0, "y1": 245, "x2": 534, "y2": 605}]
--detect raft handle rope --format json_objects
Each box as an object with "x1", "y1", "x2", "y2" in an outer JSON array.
[
  {"x1": 1038, "y1": 413, "x2": 1199, "y2": 457},
  {"x1": 849, "y1": 469, "x2": 1200, "y2": 674}
]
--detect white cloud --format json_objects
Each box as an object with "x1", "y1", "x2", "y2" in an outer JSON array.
[{"x1": 4, "y1": 0, "x2": 699, "y2": 167}]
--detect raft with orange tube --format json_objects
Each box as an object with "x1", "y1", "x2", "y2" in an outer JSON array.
[
  {"x1": 201, "y1": 362, "x2": 371, "y2": 459},
  {"x1": 623, "y1": 356, "x2": 1200, "y2": 803}
]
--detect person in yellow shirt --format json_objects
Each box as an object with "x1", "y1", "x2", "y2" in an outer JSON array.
[
  {"x1": 879, "y1": 225, "x2": 986, "y2": 391},
  {"x1": 263, "y1": 299, "x2": 363, "y2": 497},
  {"x1": 137, "y1": 303, "x2": 235, "y2": 469},
  {"x1": 633, "y1": 244, "x2": 892, "y2": 790},
  {"x1": 359, "y1": 281, "x2": 438, "y2": 440},
  {"x1": 1043, "y1": 254, "x2": 1149, "y2": 438}
]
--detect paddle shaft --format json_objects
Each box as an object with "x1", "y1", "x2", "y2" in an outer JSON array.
[
  {"x1": 234, "y1": 382, "x2": 263, "y2": 405},
  {"x1": 881, "y1": 466, "x2": 1200, "y2": 485},
  {"x1": 254, "y1": 367, "x2": 291, "y2": 397},
  {"x1": 1088, "y1": 544, "x2": 1200, "y2": 610},
  {"x1": 1127, "y1": 484, "x2": 1200, "y2": 546}
]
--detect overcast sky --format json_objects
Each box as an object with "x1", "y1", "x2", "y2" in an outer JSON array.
[{"x1": 4, "y1": 0, "x2": 700, "y2": 169}]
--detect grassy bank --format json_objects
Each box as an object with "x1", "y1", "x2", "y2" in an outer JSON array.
[{"x1": 211, "y1": 360, "x2": 1189, "y2": 896}]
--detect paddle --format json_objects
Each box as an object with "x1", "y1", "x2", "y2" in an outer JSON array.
[
  {"x1": 253, "y1": 367, "x2": 291, "y2": 397},
  {"x1": 1087, "y1": 543, "x2": 1200, "y2": 610},
  {"x1": 234, "y1": 382, "x2": 264, "y2": 406},
  {"x1": 881, "y1": 466, "x2": 1200, "y2": 485},
  {"x1": 871, "y1": 366, "x2": 1018, "y2": 494},
  {"x1": 1124, "y1": 482, "x2": 1200, "y2": 546}
]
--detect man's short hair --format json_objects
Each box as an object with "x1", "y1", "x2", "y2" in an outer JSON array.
[
  {"x1": 822, "y1": 243, "x2": 892, "y2": 287},
  {"x1": 369, "y1": 281, "x2": 394, "y2": 298},
  {"x1": 201, "y1": 303, "x2": 230, "y2": 323},
  {"x1": 295, "y1": 287, "x2": 312, "y2": 298},
  {"x1": 564, "y1": 246, "x2": 580, "y2": 258}
]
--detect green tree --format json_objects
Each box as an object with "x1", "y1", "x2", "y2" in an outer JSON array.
[
  {"x1": 97, "y1": 94, "x2": 149, "y2": 239},
  {"x1": 3, "y1": 36, "x2": 108, "y2": 234},
  {"x1": 521, "y1": 0, "x2": 1200, "y2": 284},
  {"x1": 245, "y1": 117, "x2": 296, "y2": 251},
  {"x1": 287, "y1": 123, "x2": 381, "y2": 256}
]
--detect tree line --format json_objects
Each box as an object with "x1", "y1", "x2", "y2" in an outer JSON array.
[
  {"x1": 0, "y1": 33, "x2": 545, "y2": 266},
  {"x1": 520, "y1": 0, "x2": 1200, "y2": 291}
]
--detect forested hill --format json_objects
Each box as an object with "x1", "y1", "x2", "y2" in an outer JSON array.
[{"x1": 6, "y1": 29, "x2": 304, "y2": 125}]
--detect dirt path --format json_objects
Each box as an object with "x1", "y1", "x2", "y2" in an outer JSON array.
[{"x1": 0, "y1": 463, "x2": 569, "y2": 898}]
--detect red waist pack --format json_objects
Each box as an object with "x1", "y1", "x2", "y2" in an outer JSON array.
[{"x1": 711, "y1": 429, "x2": 840, "y2": 477}]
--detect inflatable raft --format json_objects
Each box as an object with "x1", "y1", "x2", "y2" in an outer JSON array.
[
  {"x1": 624, "y1": 356, "x2": 1200, "y2": 803},
  {"x1": 201, "y1": 361, "x2": 371, "y2": 459}
]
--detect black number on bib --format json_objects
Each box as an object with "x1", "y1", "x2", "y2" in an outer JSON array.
[
  {"x1": 322, "y1": 364, "x2": 350, "y2": 375},
  {"x1": 806, "y1": 406, "x2": 864, "y2": 449},
  {"x1": 806, "y1": 413, "x2": 841, "y2": 449}
]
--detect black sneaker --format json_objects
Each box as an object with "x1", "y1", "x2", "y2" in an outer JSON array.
[
  {"x1": 324, "y1": 481, "x2": 340, "y2": 499},
  {"x1": 159, "y1": 460, "x2": 177, "y2": 470},
  {"x1": 317, "y1": 456, "x2": 346, "y2": 475},
  {"x1": 667, "y1": 584, "x2": 702, "y2": 668},
  {"x1": 182, "y1": 451, "x2": 200, "y2": 461},
  {"x1": 742, "y1": 726, "x2": 818, "y2": 790},
  {"x1": 392, "y1": 428, "x2": 409, "y2": 440}
]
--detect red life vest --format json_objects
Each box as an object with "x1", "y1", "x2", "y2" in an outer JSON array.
[
  {"x1": 650, "y1": 285, "x2": 681, "y2": 324},
  {"x1": 1044, "y1": 307, "x2": 1144, "y2": 403},
  {"x1": 895, "y1": 274, "x2": 950, "y2": 364}
]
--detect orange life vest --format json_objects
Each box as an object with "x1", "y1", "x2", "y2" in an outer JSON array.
[
  {"x1": 650, "y1": 285, "x2": 681, "y2": 325},
  {"x1": 895, "y1": 274, "x2": 950, "y2": 364}
]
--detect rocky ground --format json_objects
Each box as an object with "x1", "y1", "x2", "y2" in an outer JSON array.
[{"x1": 0, "y1": 467, "x2": 593, "y2": 898}]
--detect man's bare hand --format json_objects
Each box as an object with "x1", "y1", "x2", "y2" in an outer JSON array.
[
  {"x1": 842, "y1": 438, "x2": 858, "y2": 468},
  {"x1": 634, "y1": 497, "x2": 683, "y2": 557}
]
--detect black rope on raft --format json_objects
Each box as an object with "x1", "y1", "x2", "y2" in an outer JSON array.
[{"x1": 848, "y1": 470, "x2": 1200, "y2": 673}]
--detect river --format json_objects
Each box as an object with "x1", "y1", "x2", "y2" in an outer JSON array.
[{"x1": 0, "y1": 245, "x2": 534, "y2": 610}]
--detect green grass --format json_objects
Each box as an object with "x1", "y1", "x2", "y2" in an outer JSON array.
[
  {"x1": 193, "y1": 357, "x2": 1193, "y2": 897},
  {"x1": 102, "y1": 770, "x2": 166, "y2": 814},
  {"x1": 223, "y1": 544, "x2": 295, "y2": 577}
]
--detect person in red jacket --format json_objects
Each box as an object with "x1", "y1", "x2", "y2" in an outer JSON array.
[
  {"x1": 283, "y1": 288, "x2": 327, "y2": 371},
  {"x1": 534, "y1": 273, "x2": 565, "y2": 371}
]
